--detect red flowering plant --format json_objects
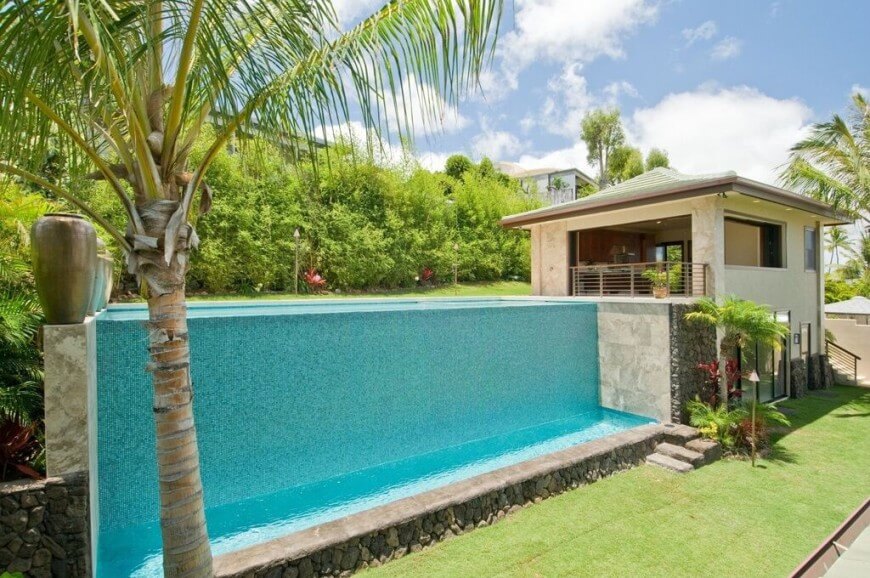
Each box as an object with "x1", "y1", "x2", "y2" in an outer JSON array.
[
  {"x1": 696, "y1": 357, "x2": 744, "y2": 406},
  {"x1": 303, "y1": 268, "x2": 326, "y2": 293},
  {"x1": 420, "y1": 267, "x2": 434, "y2": 285},
  {"x1": 0, "y1": 421, "x2": 42, "y2": 480}
]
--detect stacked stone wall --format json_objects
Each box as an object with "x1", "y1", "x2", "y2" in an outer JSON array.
[
  {"x1": 0, "y1": 473, "x2": 89, "y2": 577},
  {"x1": 669, "y1": 304, "x2": 717, "y2": 423}
]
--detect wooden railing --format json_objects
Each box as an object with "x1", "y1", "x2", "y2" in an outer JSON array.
[
  {"x1": 825, "y1": 339, "x2": 861, "y2": 386},
  {"x1": 570, "y1": 262, "x2": 708, "y2": 298}
]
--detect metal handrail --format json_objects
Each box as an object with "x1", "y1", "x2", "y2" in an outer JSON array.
[
  {"x1": 569, "y1": 261, "x2": 708, "y2": 298},
  {"x1": 825, "y1": 339, "x2": 862, "y2": 361},
  {"x1": 826, "y1": 339, "x2": 860, "y2": 386}
]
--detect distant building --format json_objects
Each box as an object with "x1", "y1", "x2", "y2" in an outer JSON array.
[{"x1": 495, "y1": 163, "x2": 596, "y2": 206}]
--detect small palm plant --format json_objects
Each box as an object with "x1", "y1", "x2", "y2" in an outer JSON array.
[
  {"x1": 685, "y1": 296, "x2": 789, "y2": 464},
  {"x1": 0, "y1": 2, "x2": 503, "y2": 575}
]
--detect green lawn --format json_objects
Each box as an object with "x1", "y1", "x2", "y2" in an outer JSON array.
[
  {"x1": 184, "y1": 281, "x2": 531, "y2": 301},
  {"x1": 363, "y1": 386, "x2": 870, "y2": 578}
]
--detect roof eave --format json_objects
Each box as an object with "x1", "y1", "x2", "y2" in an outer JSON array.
[
  {"x1": 500, "y1": 178, "x2": 735, "y2": 227},
  {"x1": 501, "y1": 176, "x2": 851, "y2": 228}
]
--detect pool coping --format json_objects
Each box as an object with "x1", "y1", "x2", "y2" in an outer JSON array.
[{"x1": 213, "y1": 422, "x2": 666, "y2": 578}]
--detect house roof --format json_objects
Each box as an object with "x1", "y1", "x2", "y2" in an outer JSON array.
[
  {"x1": 825, "y1": 296, "x2": 870, "y2": 315},
  {"x1": 500, "y1": 167, "x2": 849, "y2": 227}
]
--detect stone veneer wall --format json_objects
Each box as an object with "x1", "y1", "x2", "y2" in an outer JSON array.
[
  {"x1": 790, "y1": 359, "x2": 808, "y2": 398},
  {"x1": 596, "y1": 302, "x2": 672, "y2": 422},
  {"x1": 214, "y1": 426, "x2": 664, "y2": 578},
  {"x1": 0, "y1": 473, "x2": 90, "y2": 577},
  {"x1": 669, "y1": 304, "x2": 717, "y2": 423}
]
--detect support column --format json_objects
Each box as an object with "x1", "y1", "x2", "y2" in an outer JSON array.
[{"x1": 43, "y1": 318, "x2": 98, "y2": 577}]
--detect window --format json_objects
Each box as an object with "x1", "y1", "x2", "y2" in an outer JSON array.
[
  {"x1": 724, "y1": 217, "x2": 783, "y2": 268},
  {"x1": 804, "y1": 227, "x2": 818, "y2": 271}
]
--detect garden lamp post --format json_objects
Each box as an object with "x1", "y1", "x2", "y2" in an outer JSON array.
[
  {"x1": 748, "y1": 370, "x2": 760, "y2": 467},
  {"x1": 294, "y1": 228, "x2": 301, "y2": 295},
  {"x1": 453, "y1": 242, "x2": 459, "y2": 286}
]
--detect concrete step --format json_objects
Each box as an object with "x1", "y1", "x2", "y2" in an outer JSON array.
[
  {"x1": 684, "y1": 438, "x2": 722, "y2": 465},
  {"x1": 662, "y1": 424, "x2": 700, "y2": 445},
  {"x1": 646, "y1": 452, "x2": 694, "y2": 473},
  {"x1": 655, "y1": 442, "x2": 705, "y2": 467}
]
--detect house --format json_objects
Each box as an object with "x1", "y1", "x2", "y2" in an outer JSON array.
[
  {"x1": 502, "y1": 167, "x2": 849, "y2": 403},
  {"x1": 496, "y1": 163, "x2": 596, "y2": 206},
  {"x1": 825, "y1": 296, "x2": 870, "y2": 385}
]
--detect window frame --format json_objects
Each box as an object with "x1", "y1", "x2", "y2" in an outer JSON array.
[
  {"x1": 804, "y1": 226, "x2": 818, "y2": 272},
  {"x1": 724, "y1": 215, "x2": 786, "y2": 269}
]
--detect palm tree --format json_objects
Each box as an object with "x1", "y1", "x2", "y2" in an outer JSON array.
[
  {"x1": 780, "y1": 93, "x2": 869, "y2": 221},
  {"x1": 686, "y1": 296, "x2": 789, "y2": 402},
  {"x1": 826, "y1": 225, "x2": 852, "y2": 266},
  {"x1": 0, "y1": 2, "x2": 502, "y2": 576}
]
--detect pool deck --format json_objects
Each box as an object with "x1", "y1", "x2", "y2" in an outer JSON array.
[{"x1": 214, "y1": 423, "x2": 667, "y2": 578}]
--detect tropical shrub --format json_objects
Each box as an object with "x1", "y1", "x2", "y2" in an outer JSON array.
[
  {"x1": 687, "y1": 399, "x2": 743, "y2": 449},
  {"x1": 687, "y1": 398, "x2": 790, "y2": 452},
  {"x1": 0, "y1": 184, "x2": 52, "y2": 479}
]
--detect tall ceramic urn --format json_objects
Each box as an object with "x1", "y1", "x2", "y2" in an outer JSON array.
[
  {"x1": 99, "y1": 253, "x2": 114, "y2": 310},
  {"x1": 87, "y1": 238, "x2": 107, "y2": 315},
  {"x1": 31, "y1": 213, "x2": 97, "y2": 324}
]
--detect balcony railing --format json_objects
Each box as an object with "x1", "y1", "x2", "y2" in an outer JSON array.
[{"x1": 570, "y1": 261, "x2": 708, "y2": 298}]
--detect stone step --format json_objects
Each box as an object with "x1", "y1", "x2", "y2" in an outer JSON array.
[
  {"x1": 662, "y1": 424, "x2": 700, "y2": 445},
  {"x1": 655, "y1": 442, "x2": 705, "y2": 467},
  {"x1": 646, "y1": 452, "x2": 694, "y2": 473},
  {"x1": 684, "y1": 438, "x2": 722, "y2": 465}
]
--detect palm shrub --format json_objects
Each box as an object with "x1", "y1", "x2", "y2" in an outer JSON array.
[
  {"x1": 0, "y1": 185, "x2": 54, "y2": 479},
  {"x1": 0, "y1": 1, "x2": 502, "y2": 575},
  {"x1": 685, "y1": 297, "x2": 789, "y2": 461}
]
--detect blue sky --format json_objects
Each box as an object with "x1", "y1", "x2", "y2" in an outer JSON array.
[{"x1": 333, "y1": 0, "x2": 868, "y2": 186}]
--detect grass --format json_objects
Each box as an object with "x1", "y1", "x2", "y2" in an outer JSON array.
[
  {"x1": 184, "y1": 281, "x2": 531, "y2": 301},
  {"x1": 362, "y1": 386, "x2": 870, "y2": 578}
]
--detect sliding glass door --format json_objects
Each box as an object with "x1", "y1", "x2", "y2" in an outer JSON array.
[{"x1": 741, "y1": 310, "x2": 790, "y2": 401}]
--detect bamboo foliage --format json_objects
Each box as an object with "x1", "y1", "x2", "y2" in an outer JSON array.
[{"x1": 0, "y1": 2, "x2": 503, "y2": 576}]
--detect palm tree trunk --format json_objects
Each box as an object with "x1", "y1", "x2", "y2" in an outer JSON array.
[
  {"x1": 137, "y1": 200, "x2": 213, "y2": 578},
  {"x1": 147, "y1": 287, "x2": 213, "y2": 578}
]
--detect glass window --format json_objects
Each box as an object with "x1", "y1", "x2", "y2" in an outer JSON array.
[
  {"x1": 804, "y1": 227, "x2": 818, "y2": 271},
  {"x1": 725, "y1": 217, "x2": 783, "y2": 268}
]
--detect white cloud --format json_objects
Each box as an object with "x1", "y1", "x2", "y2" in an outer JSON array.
[
  {"x1": 522, "y1": 64, "x2": 636, "y2": 138},
  {"x1": 516, "y1": 141, "x2": 594, "y2": 174},
  {"x1": 629, "y1": 86, "x2": 813, "y2": 184},
  {"x1": 602, "y1": 80, "x2": 640, "y2": 104},
  {"x1": 472, "y1": 130, "x2": 525, "y2": 160},
  {"x1": 415, "y1": 151, "x2": 453, "y2": 172},
  {"x1": 682, "y1": 20, "x2": 718, "y2": 45},
  {"x1": 385, "y1": 75, "x2": 470, "y2": 137},
  {"x1": 478, "y1": 0, "x2": 657, "y2": 102},
  {"x1": 331, "y1": 0, "x2": 382, "y2": 28},
  {"x1": 852, "y1": 84, "x2": 869, "y2": 98},
  {"x1": 471, "y1": 118, "x2": 526, "y2": 159},
  {"x1": 711, "y1": 36, "x2": 743, "y2": 60}
]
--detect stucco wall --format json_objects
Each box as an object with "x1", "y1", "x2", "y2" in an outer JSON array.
[
  {"x1": 824, "y1": 318, "x2": 870, "y2": 385},
  {"x1": 722, "y1": 195, "x2": 823, "y2": 357},
  {"x1": 597, "y1": 301, "x2": 672, "y2": 422}
]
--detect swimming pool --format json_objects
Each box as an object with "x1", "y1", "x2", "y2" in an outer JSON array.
[{"x1": 94, "y1": 298, "x2": 652, "y2": 576}]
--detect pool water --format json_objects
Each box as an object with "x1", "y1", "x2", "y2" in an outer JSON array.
[{"x1": 94, "y1": 298, "x2": 651, "y2": 577}]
